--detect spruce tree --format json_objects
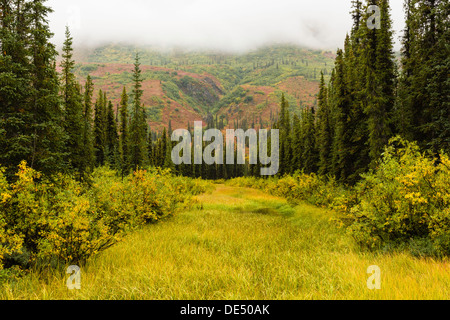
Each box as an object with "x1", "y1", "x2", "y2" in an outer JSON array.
[
  {"x1": 94, "y1": 90, "x2": 107, "y2": 166},
  {"x1": 164, "y1": 130, "x2": 176, "y2": 173},
  {"x1": 1, "y1": 0, "x2": 67, "y2": 177},
  {"x1": 81, "y1": 75, "x2": 95, "y2": 175},
  {"x1": 329, "y1": 49, "x2": 352, "y2": 183},
  {"x1": 0, "y1": 0, "x2": 34, "y2": 178},
  {"x1": 106, "y1": 100, "x2": 119, "y2": 167},
  {"x1": 27, "y1": 0, "x2": 67, "y2": 175},
  {"x1": 351, "y1": 0, "x2": 363, "y2": 39},
  {"x1": 129, "y1": 53, "x2": 148, "y2": 170},
  {"x1": 426, "y1": 0, "x2": 449, "y2": 153},
  {"x1": 396, "y1": 0, "x2": 449, "y2": 153},
  {"x1": 278, "y1": 94, "x2": 291, "y2": 175},
  {"x1": 157, "y1": 128, "x2": 168, "y2": 168},
  {"x1": 340, "y1": 33, "x2": 369, "y2": 183},
  {"x1": 147, "y1": 130, "x2": 154, "y2": 167},
  {"x1": 60, "y1": 26, "x2": 84, "y2": 176},
  {"x1": 291, "y1": 114, "x2": 303, "y2": 173},
  {"x1": 359, "y1": 0, "x2": 396, "y2": 164},
  {"x1": 316, "y1": 72, "x2": 333, "y2": 176},
  {"x1": 300, "y1": 107, "x2": 318, "y2": 174},
  {"x1": 119, "y1": 87, "x2": 130, "y2": 175},
  {"x1": 395, "y1": 0, "x2": 416, "y2": 142}
]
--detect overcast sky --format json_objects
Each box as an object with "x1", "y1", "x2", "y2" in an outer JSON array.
[{"x1": 47, "y1": 0, "x2": 406, "y2": 52}]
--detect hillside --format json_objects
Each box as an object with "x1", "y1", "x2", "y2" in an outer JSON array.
[{"x1": 68, "y1": 44, "x2": 336, "y2": 131}]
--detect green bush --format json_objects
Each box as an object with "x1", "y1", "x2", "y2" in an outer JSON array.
[
  {"x1": 244, "y1": 95, "x2": 254, "y2": 103},
  {"x1": 338, "y1": 138, "x2": 450, "y2": 257}
]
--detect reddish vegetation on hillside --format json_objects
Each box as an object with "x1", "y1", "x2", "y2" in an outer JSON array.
[
  {"x1": 68, "y1": 63, "x2": 214, "y2": 130},
  {"x1": 278, "y1": 76, "x2": 319, "y2": 106},
  {"x1": 62, "y1": 53, "x2": 326, "y2": 132}
]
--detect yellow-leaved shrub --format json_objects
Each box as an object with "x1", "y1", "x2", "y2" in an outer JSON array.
[
  {"x1": 0, "y1": 163, "x2": 210, "y2": 269},
  {"x1": 339, "y1": 138, "x2": 450, "y2": 257},
  {"x1": 228, "y1": 173, "x2": 346, "y2": 208},
  {"x1": 0, "y1": 167, "x2": 23, "y2": 271}
]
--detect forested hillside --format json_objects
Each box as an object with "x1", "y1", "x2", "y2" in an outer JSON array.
[{"x1": 67, "y1": 44, "x2": 335, "y2": 131}]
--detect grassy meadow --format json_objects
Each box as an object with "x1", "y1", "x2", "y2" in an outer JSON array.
[{"x1": 1, "y1": 184, "x2": 448, "y2": 300}]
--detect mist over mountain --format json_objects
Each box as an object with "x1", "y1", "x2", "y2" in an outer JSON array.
[{"x1": 48, "y1": 0, "x2": 405, "y2": 52}]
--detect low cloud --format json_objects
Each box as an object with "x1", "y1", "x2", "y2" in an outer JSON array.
[{"x1": 48, "y1": 0, "x2": 405, "y2": 52}]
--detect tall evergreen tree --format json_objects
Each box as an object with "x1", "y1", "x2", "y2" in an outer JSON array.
[
  {"x1": 81, "y1": 75, "x2": 95, "y2": 175},
  {"x1": 351, "y1": 0, "x2": 363, "y2": 38},
  {"x1": 338, "y1": 33, "x2": 369, "y2": 183},
  {"x1": 396, "y1": 0, "x2": 449, "y2": 153},
  {"x1": 105, "y1": 100, "x2": 119, "y2": 167},
  {"x1": 156, "y1": 128, "x2": 168, "y2": 168},
  {"x1": 395, "y1": 0, "x2": 416, "y2": 141},
  {"x1": 164, "y1": 127, "x2": 175, "y2": 172},
  {"x1": 27, "y1": 0, "x2": 67, "y2": 175},
  {"x1": 129, "y1": 53, "x2": 148, "y2": 170},
  {"x1": 359, "y1": 0, "x2": 397, "y2": 164},
  {"x1": 316, "y1": 72, "x2": 333, "y2": 176},
  {"x1": 0, "y1": 0, "x2": 34, "y2": 178},
  {"x1": 94, "y1": 89, "x2": 107, "y2": 166},
  {"x1": 291, "y1": 114, "x2": 303, "y2": 173},
  {"x1": 0, "y1": 0, "x2": 67, "y2": 177},
  {"x1": 300, "y1": 107, "x2": 318, "y2": 174},
  {"x1": 119, "y1": 87, "x2": 130, "y2": 175},
  {"x1": 60, "y1": 26, "x2": 84, "y2": 176},
  {"x1": 147, "y1": 130, "x2": 154, "y2": 167},
  {"x1": 329, "y1": 49, "x2": 353, "y2": 183},
  {"x1": 278, "y1": 94, "x2": 291, "y2": 175}
]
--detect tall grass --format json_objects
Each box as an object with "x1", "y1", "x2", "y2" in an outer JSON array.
[
  {"x1": 1, "y1": 185, "x2": 448, "y2": 300},
  {"x1": 228, "y1": 138, "x2": 450, "y2": 258}
]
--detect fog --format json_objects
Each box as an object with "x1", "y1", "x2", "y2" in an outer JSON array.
[{"x1": 47, "y1": 0, "x2": 406, "y2": 52}]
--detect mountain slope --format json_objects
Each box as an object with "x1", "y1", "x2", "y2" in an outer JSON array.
[{"x1": 68, "y1": 44, "x2": 336, "y2": 131}]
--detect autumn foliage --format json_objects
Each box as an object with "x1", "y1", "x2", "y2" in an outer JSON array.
[{"x1": 0, "y1": 164, "x2": 209, "y2": 270}]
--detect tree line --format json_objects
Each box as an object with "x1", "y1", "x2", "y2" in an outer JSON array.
[
  {"x1": 274, "y1": 0, "x2": 448, "y2": 185},
  {"x1": 0, "y1": 1, "x2": 164, "y2": 180},
  {"x1": 0, "y1": 0, "x2": 448, "y2": 184}
]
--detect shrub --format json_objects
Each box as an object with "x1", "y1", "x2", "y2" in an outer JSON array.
[
  {"x1": 244, "y1": 95, "x2": 254, "y2": 103},
  {"x1": 0, "y1": 163, "x2": 210, "y2": 269},
  {"x1": 1, "y1": 162, "x2": 47, "y2": 265},
  {"x1": 0, "y1": 164, "x2": 128, "y2": 266},
  {"x1": 162, "y1": 81, "x2": 181, "y2": 101},
  {"x1": 0, "y1": 167, "x2": 23, "y2": 271},
  {"x1": 37, "y1": 174, "x2": 116, "y2": 265},
  {"x1": 283, "y1": 173, "x2": 346, "y2": 208},
  {"x1": 339, "y1": 138, "x2": 450, "y2": 257},
  {"x1": 227, "y1": 173, "x2": 345, "y2": 209}
]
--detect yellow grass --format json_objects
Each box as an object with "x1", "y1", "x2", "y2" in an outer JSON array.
[{"x1": 1, "y1": 185, "x2": 449, "y2": 300}]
